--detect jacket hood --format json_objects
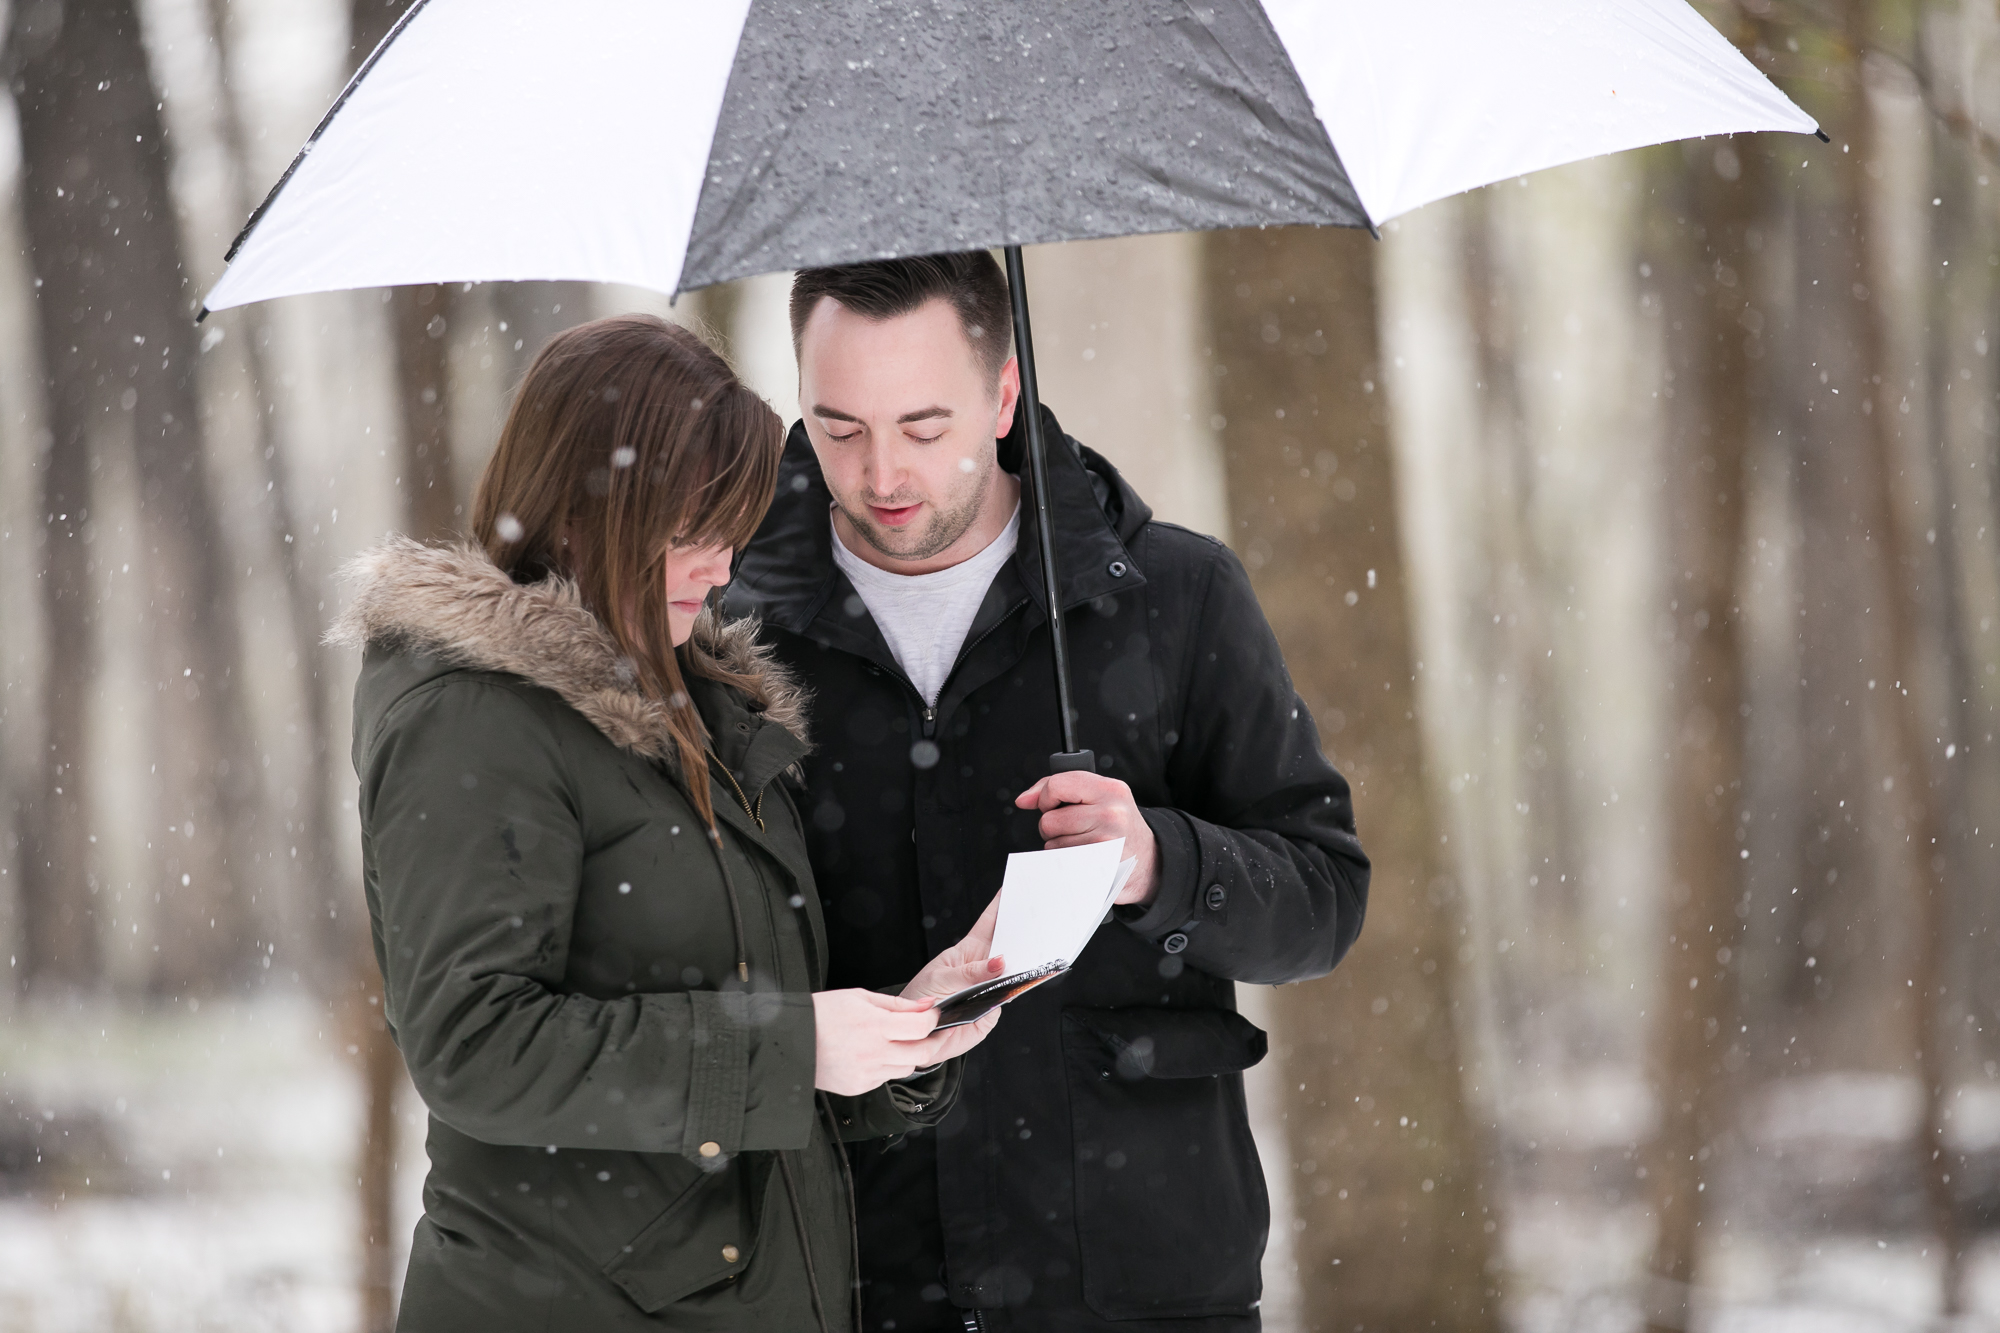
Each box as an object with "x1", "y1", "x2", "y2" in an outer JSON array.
[
  {"x1": 994, "y1": 400, "x2": 1153, "y2": 546},
  {"x1": 328, "y1": 536, "x2": 809, "y2": 758}
]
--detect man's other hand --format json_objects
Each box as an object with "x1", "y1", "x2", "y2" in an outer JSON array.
[{"x1": 1014, "y1": 772, "x2": 1159, "y2": 907}]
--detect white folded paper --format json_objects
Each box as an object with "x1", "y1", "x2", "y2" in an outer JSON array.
[
  {"x1": 933, "y1": 840, "x2": 1137, "y2": 1029},
  {"x1": 989, "y1": 839, "x2": 1136, "y2": 974}
]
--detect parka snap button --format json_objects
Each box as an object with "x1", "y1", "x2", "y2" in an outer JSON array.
[
  {"x1": 721, "y1": 1245, "x2": 740, "y2": 1263},
  {"x1": 1163, "y1": 932, "x2": 1189, "y2": 954},
  {"x1": 1108, "y1": 561, "x2": 1128, "y2": 577},
  {"x1": 1205, "y1": 884, "x2": 1227, "y2": 911},
  {"x1": 698, "y1": 1141, "x2": 721, "y2": 1158}
]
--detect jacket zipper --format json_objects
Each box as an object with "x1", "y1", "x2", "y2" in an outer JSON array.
[
  {"x1": 904, "y1": 606, "x2": 1014, "y2": 742},
  {"x1": 707, "y1": 750, "x2": 765, "y2": 831}
]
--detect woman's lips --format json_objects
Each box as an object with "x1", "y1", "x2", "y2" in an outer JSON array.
[
  {"x1": 869, "y1": 502, "x2": 922, "y2": 527},
  {"x1": 669, "y1": 599, "x2": 706, "y2": 616}
]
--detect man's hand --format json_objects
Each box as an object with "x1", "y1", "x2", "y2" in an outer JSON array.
[
  {"x1": 1014, "y1": 772, "x2": 1159, "y2": 907},
  {"x1": 811, "y1": 989, "x2": 995, "y2": 1096}
]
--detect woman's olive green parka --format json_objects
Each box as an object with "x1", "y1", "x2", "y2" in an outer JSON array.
[{"x1": 335, "y1": 538, "x2": 952, "y2": 1332}]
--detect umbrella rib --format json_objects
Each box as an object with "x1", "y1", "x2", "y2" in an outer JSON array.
[{"x1": 219, "y1": 0, "x2": 436, "y2": 267}]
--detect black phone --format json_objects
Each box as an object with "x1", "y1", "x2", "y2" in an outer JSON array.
[{"x1": 931, "y1": 960, "x2": 1069, "y2": 1030}]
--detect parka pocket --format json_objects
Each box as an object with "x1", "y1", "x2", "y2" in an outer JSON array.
[
  {"x1": 601, "y1": 1154, "x2": 777, "y2": 1313},
  {"x1": 1062, "y1": 1007, "x2": 1270, "y2": 1320}
]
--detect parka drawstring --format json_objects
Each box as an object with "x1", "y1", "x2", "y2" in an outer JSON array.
[
  {"x1": 777, "y1": 1150, "x2": 835, "y2": 1333},
  {"x1": 701, "y1": 748, "x2": 847, "y2": 1333},
  {"x1": 822, "y1": 1093, "x2": 865, "y2": 1333},
  {"x1": 702, "y1": 825, "x2": 751, "y2": 984},
  {"x1": 701, "y1": 749, "x2": 760, "y2": 984}
]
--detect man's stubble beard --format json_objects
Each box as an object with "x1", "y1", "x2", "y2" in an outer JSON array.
[{"x1": 841, "y1": 459, "x2": 994, "y2": 564}]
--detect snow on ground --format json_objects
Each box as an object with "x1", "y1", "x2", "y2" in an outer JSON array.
[
  {"x1": 0, "y1": 1004, "x2": 1994, "y2": 1332},
  {"x1": 1494, "y1": 1068, "x2": 2000, "y2": 1333},
  {"x1": 0, "y1": 995, "x2": 424, "y2": 1333}
]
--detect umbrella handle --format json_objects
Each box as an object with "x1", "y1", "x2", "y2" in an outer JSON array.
[{"x1": 1005, "y1": 245, "x2": 1097, "y2": 778}]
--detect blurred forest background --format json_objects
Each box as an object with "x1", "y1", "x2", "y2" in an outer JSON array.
[{"x1": 0, "y1": 0, "x2": 1995, "y2": 1330}]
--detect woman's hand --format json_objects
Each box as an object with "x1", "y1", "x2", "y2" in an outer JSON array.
[
  {"x1": 900, "y1": 892, "x2": 1003, "y2": 1003},
  {"x1": 811, "y1": 989, "x2": 995, "y2": 1096}
]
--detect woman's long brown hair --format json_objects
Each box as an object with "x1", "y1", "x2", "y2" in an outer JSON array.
[{"x1": 469, "y1": 314, "x2": 782, "y2": 830}]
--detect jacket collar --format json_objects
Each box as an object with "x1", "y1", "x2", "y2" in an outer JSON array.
[
  {"x1": 330, "y1": 537, "x2": 810, "y2": 776},
  {"x1": 728, "y1": 404, "x2": 1152, "y2": 642}
]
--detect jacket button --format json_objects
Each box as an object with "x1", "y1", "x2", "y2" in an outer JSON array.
[
  {"x1": 1163, "y1": 932, "x2": 1189, "y2": 954},
  {"x1": 1205, "y1": 884, "x2": 1227, "y2": 911},
  {"x1": 1108, "y1": 560, "x2": 1128, "y2": 577},
  {"x1": 721, "y1": 1244, "x2": 740, "y2": 1263},
  {"x1": 698, "y1": 1141, "x2": 721, "y2": 1158}
]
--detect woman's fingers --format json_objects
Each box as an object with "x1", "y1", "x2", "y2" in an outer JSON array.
[
  {"x1": 923, "y1": 958, "x2": 1004, "y2": 997},
  {"x1": 964, "y1": 892, "x2": 1002, "y2": 952},
  {"x1": 882, "y1": 1009, "x2": 941, "y2": 1042},
  {"x1": 815, "y1": 985, "x2": 1002, "y2": 1096},
  {"x1": 855, "y1": 989, "x2": 935, "y2": 1012},
  {"x1": 901, "y1": 902, "x2": 1004, "y2": 1000},
  {"x1": 907, "y1": 1010, "x2": 999, "y2": 1064}
]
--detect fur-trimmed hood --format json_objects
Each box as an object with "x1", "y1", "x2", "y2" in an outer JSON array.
[{"x1": 328, "y1": 536, "x2": 808, "y2": 758}]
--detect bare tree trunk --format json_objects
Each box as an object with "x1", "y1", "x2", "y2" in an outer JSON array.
[
  {"x1": 201, "y1": 0, "x2": 348, "y2": 991},
  {"x1": 391, "y1": 283, "x2": 460, "y2": 541},
  {"x1": 7, "y1": 118, "x2": 99, "y2": 992},
  {"x1": 343, "y1": 6, "x2": 450, "y2": 1327},
  {"x1": 344, "y1": 274, "x2": 459, "y2": 1324},
  {"x1": 10, "y1": 0, "x2": 262, "y2": 994},
  {"x1": 1205, "y1": 226, "x2": 1499, "y2": 1333},
  {"x1": 1640, "y1": 125, "x2": 1769, "y2": 1333},
  {"x1": 1779, "y1": 85, "x2": 1901, "y2": 1073},
  {"x1": 1840, "y1": 8, "x2": 1965, "y2": 1306},
  {"x1": 1918, "y1": 0, "x2": 2000, "y2": 1083},
  {"x1": 7, "y1": 1, "x2": 102, "y2": 986},
  {"x1": 1459, "y1": 192, "x2": 1591, "y2": 1056}
]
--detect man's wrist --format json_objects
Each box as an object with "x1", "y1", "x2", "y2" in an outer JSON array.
[{"x1": 1115, "y1": 808, "x2": 1198, "y2": 938}]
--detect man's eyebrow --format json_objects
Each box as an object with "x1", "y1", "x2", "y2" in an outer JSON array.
[
  {"x1": 896, "y1": 406, "x2": 953, "y2": 424},
  {"x1": 810, "y1": 404, "x2": 862, "y2": 424}
]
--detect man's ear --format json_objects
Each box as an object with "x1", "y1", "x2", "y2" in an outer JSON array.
[{"x1": 994, "y1": 356, "x2": 1021, "y2": 440}]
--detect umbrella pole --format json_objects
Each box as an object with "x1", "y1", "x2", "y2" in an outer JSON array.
[{"x1": 1003, "y1": 245, "x2": 1095, "y2": 776}]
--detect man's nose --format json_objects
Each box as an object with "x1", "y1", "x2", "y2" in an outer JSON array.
[{"x1": 862, "y1": 433, "x2": 905, "y2": 495}]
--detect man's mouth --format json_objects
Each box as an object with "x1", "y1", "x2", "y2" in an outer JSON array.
[{"x1": 868, "y1": 502, "x2": 922, "y2": 528}]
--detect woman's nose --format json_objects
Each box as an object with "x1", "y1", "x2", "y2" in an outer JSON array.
[{"x1": 694, "y1": 551, "x2": 733, "y2": 586}]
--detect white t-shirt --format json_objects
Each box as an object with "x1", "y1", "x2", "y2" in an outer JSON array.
[{"x1": 830, "y1": 503, "x2": 1021, "y2": 707}]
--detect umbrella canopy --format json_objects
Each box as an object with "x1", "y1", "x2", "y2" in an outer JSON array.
[
  {"x1": 202, "y1": 0, "x2": 1816, "y2": 314},
  {"x1": 203, "y1": 0, "x2": 1818, "y2": 771}
]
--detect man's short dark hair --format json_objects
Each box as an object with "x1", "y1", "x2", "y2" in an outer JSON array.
[{"x1": 790, "y1": 252, "x2": 1013, "y2": 380}]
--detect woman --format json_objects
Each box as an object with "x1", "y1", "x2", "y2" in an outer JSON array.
[{"x1": 333, "y1": 315, "x2": 1001, "y2": 1331}]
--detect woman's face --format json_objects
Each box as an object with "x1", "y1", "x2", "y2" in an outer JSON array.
[{"x1": 663, "y1": 541, "x2": 736, "y2": 646}]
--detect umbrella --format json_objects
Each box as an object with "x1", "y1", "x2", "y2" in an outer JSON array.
[{"x1": 202, "y1": 0, "x2": 1819, "y2": 773}]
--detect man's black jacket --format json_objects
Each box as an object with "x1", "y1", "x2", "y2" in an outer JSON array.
[{"x1": 725, "y1": 408, "x2": 1368, "y2": 1333}]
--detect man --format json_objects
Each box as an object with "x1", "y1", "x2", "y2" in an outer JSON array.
[{"x1": 726, "y1": 252, "x2": 1368, "y2": 1333}]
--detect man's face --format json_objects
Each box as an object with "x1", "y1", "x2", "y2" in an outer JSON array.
[{"x1": 797, "y1": 295, "x2": 1018, "y2": 568}]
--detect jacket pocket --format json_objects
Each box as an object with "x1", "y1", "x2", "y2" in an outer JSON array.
[
  {"x1": 601, "y1": 1154, "x2": 777, "y2": 1313},
  {"x1": 1062, "y1": 1007, "x2": 1270, "y2": 1320}
]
